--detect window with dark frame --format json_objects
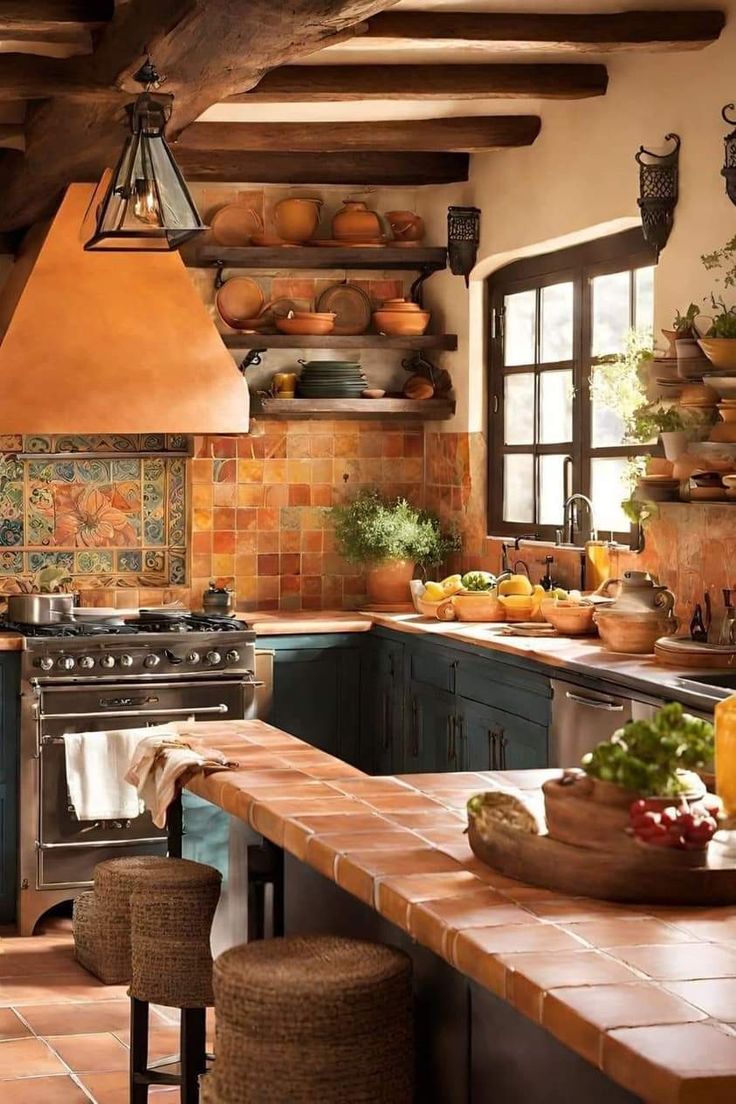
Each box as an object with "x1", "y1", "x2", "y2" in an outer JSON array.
[{"x1": 487, "y1": 228, "x2": 657, "y2": 544}]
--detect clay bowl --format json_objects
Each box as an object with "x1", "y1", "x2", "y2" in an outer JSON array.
[
  {"x1": 718, "y1": 404, "x2": 736, "y2": 423},
  {"x1": 497, "y1": 595, "x2": 535, "y2": 623},
  {"x1": 276, "y1": 316, "x2": 335, "y2": 336},
  {"x1": 679, "y1": 381, "x2": 720, "y2": 405},
  {"x1": 372, "y1": 310, "x2": 430, "y2": 337},
  {"x1": 702, "y1": 375, "x2": 736, "y2": 399},
  {"x1": 541, "y1": 601, "x2": 597, "y2": 636},
  {"x1": 292, "y1": 311, "x2": 337, "y2": 323},
  {"x1": 699, "y1": 338, "x2": 736, "y2": 372},
  {"x1": 594, "y1": 611, "x2": 670, "y2": 655},
  {"x1": 380, "y1": 299, "x2": 422, "y2": 313},
  {"x1": 450, "y1": 591, "x2": 505, "y2": 622},
  {"x1": 362, "y1": 388, "x2": 386, "y2": 399},
  {"x1": 709, "y1": 421, "x2": 736, "y2": 443}
]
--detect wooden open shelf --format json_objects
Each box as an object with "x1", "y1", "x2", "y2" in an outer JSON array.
[
  {"x1": 255, "y1": 397, "x2": 455, "y2": 421},
  {"x1": 221, "y1": 332, "x2": 457, "y2": 351},
  {"x1": 188, "y1": 245, "x2": 448, "y2": 272}
]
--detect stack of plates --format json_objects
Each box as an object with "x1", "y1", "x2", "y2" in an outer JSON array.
[{"x1": 297, "y1": 361, "x2": 368, "y2": 398}]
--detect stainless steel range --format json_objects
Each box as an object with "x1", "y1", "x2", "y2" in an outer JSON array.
[{"x1": 12, "y1": 612, "x2": 260, "y2": 936}]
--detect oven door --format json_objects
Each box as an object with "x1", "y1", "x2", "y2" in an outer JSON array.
[{"x1": 37, "y1": 677, "x2": 251, "y2": 857}]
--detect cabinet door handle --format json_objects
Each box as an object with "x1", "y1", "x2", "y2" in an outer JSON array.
[
  {"x1": 447, "y1": 714, "x2": 456, "y2": 763},
  {"x1": 498, "y1": 730, "x2": 508, "y2": 770},
  {"x1": 565, "y1": 691, "x2": 624, "y2": 712},
  {"x1": 382, "y1": 692, "x2": 391, "y2": 751},
  {"x1": 487, "y1": 728, "x2": 497, "y2": 770},
  {"x1": 488, "y1": 725, "x2": 507, "y2": 770},
  {"x1": 410, "y1": 696, "x2": 419, "y2": 758},
  {"x1": 388, "y1": 653, "x2": 395, "y2": 679}
]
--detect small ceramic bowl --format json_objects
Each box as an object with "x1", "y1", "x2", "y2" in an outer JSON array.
[
  {"x1": 372, "y1": 310, "x2": 430, "y2": 337},
  {"x1": 276, "y1": 316, "x2": 335, "y2": 336},
  {"x1": 362, "y1": 389, "x2": 386, "y2": 399}
]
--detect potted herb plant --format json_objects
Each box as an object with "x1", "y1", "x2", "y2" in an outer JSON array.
[
  {"x1": 330, "y1": 490, "x2": 458, "y2": 607},
  {"x1": 700, "y1": 236, "x2": 736, "y2": 370},
  {"x1": 662, "y1": 303, "x2": 699, "y2": 358},
  {"x1": 629, "y1": 400, "x2": 706, "y2": 461}
]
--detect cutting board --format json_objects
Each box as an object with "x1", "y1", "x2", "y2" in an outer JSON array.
[{"x1": 468, "y1": 822, "x2": 736, "y2": 904}]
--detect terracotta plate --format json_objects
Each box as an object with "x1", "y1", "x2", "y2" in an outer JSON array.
[
  {"x1": 316, "y1": 283, "x2": 372, "y2": 336},
  {"x1": 210, "y1": 204, "x2": 262, "y2": 247},
  {"x1": 216, "y1": 277, "x2": 265, "y2": 329}
]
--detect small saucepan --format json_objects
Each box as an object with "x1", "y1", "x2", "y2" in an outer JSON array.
[{"x1": 6, "y1": 593, "x2": 75, "y2": 624}]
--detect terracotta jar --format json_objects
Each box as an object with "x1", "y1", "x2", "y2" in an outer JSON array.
[
  {"x1": 386, "y1": 210, "x2": 425, "y2": 242},
  {"x1": 273, "y1": 197, "x2": 323, "y2": 243},
  {"x1": 332, "y1": 200, "x2": 383, "y2": 242}
]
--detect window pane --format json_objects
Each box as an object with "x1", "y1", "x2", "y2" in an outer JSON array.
[
  {"x1": 590, "y1": 363, "x2": 629, "y2": 447},
  {"x1": 590, "y1": 457, "x2": 632, "y2": 534},
  {"x1": 504, "y1": 290, "x2": 536, "y2": 366},
  {"x1": 635, "y1": 266, "x2": 655, "y2": 332},
  {"x1": 591, "y1": 270, "x2": 630, "y2": 357},
  {"x1": 541, "y1": 282, "x2": 573, "y2": 363},
  {"x1": 504, "y1": 373, "x2": 535, "y2": 445},
  {"x1": 503, "y1": 454, "x2": 534, "y2": 523},
  {"x1": 539, "y1": 455, "x2": 567, "y2": 527},
  {"x1": 540, "y1": 369, "x2": 573, "y2": 443}
]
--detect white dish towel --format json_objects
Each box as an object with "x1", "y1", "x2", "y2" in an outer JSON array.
[{"x1": 63, "y1": 723, "x2": 178, "y2": 821}]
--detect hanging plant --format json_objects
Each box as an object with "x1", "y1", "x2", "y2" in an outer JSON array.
[{"x1": 589, "y1": 329, "x2": 654, "y2": 443}]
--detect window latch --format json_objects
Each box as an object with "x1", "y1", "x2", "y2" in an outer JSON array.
[{"x1": 492, "y1": 306, "x2": 505, "y2": 342}]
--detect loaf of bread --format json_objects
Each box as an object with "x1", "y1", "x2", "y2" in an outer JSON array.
[{"x1": 467, "y1": 791, "x2": 541, "y2": 837}]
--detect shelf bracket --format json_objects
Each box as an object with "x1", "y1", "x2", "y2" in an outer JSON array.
[
  {"x1": 238, "y1": 349, "x2": 265, "y2": 373},
  {"x1": 213, "y1": 260, "x2": 226, "y2": 290},
  {"x1": 409, "y1": 265, "x2": 438, "y2": 307}
]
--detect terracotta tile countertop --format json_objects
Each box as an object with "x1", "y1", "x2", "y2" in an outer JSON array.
[
  {"x1": 241, "y1": 610, "x2": 372, "y2": 635},
  {"x1": 0, "y1": 632, "x2": 24, "y2": 651},
  {"x1": 184, "y1": 719, "x2": 736, "y2": 1104}
]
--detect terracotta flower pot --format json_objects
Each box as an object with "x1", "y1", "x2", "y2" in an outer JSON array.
[{"x1": 366, "y1": 559, "x2": 415, "y2": 606}]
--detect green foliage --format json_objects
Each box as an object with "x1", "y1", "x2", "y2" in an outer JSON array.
[
  {"x1": 672, "y1": 303, "x2": 699, "y2": 335},
  {"x1": 582, "y1": 702, "x2": 714, "y2": 796},
  {"x1": 461, "y1": 570, "x2": 496, "y2": 592},
  {"x1": 706, "y1": 295, "x2": 736, "y2": 339},
  {"x1": 620, "y1": 457, "x2": 656, "y2": 527},
  {"x1": 702, "y1": 235, "x2": 736, "y2": 290},
  {"x1": 330, "y1": 490, "x2": 459, "y2": 570},
  {"x1": 628, "y1": 401, "x2": 686, "y2": 442},
  {"x1": 589, "y1": 329, "x2": 653, "y2": 442}
]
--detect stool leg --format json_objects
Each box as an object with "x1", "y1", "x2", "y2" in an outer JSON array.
[
  {"x1": 129, "y1": 996, "x2": 149, "y2": 1104},
  {"x1": 180, "y1": 1007, "x2": 206, "y2": 1104}
]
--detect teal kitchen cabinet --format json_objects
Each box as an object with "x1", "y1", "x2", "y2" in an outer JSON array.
[
  {"x1": 0, "y1": 654, "x2": 20, "y2": 924},
  {"x1": 404, "y1": 680, "x2": 459, "y2": 774},
  {"x1": 258, "y1": 634, "x2": 363, "y2": 767},
  {"x1": 458, "y1": 698, "x2": 547, "y2": 772},
  {"x1": 362, "y1": 635, "x2": 405, "y2": 775}
]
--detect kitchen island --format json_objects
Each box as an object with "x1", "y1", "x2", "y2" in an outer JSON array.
[{"x1": 183, "y1": 718, "x2": 736, "y2": 1104}]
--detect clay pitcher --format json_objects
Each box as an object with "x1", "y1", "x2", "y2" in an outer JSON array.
[
  {"x1": 273, "y1": 197, "x2": 323, "y2": 243},
  {"x1": 386, "y1": 210, "x2": 425, "y2": 243},
  {"x1": 332, "y1": 200, "x2": 383, "y2": 242}
]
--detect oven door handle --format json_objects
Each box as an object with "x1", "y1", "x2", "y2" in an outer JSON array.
[
  {"x1": 37, "y1": 837, "x2": 165, "y2": 850},
  {"x1": 39, "y1": 703, "x2": 230, "y2": 724}
]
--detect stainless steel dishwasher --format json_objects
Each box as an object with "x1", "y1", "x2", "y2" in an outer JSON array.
[{"x1": 549, "y1": 679, "x2": 632, "y2": 768}]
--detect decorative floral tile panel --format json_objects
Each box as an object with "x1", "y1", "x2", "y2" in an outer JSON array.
[{"x1": 0, "y1": 437, "x2": 189, "y2": 590}]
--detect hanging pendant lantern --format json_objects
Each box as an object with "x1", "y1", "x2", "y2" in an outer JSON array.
[
  {"x1": 721, "y1": 104, "x2": 736, "y2": 206},
  {"x1": 447, "y1": 205, "x2": 480, "y2": 288},
  {"x1": 85, "y1": 60, "x2": 206, "y2": 252},
  {"x1": 634, "y1": 133, "x2": 680, "y2": 259}
]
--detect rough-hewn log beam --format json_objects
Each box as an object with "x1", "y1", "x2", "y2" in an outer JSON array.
[
  {"x1": 176, "y1": 149, "x2": 469, "y2": 185},
  {"x1": 0, "y1": 0, "x2": 114, "y2": 57},
  {"x1": 361, "y1": 10, "x2": 726, "y2": 52},
  {"x1": 233, "y1": 63, "x2": 609, "y2": 102},
  {"x1": 178, "y1": 115, "x2": 541, "y2": 153},
  {"x1": 0, "y1": 0, "x2": 402, "y2": 230}
]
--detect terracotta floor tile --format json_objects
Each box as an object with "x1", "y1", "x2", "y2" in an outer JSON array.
[
  {"x1": 602, "y1": 1023, "x2": 736, "y2": 1104},
  {"x1": 79, "y1": 1070, "x2": 178, "y2": 1103},
  {"x1": 20, "y1": 999, "x2": 144, "y2": 1037},
  {"x1": 0, "y1": 975, "x2": 128, "y2": 1007},
  {"x1": 566, "y1": 918, "x2": 694, "y2": 949},
  {"x1": 542, "y1": 984, "x2": 707, "y2": 1068},
  {"x1": 500, "y1": 951, "x2": 640, "y2": 1023},
  {"x1": 0, "y1": 1037, "x2": 67, "y2": 1078},
  {"x1": 0, "y1": 945, "x2": 80, "y2": 977},
  {"x1": 0, "y1": 1009, "x2": 31, "y2": 1041},
  {"x1": 46, "y1": 1032, "x2": 129, "y2": 1073},
  {"x1": 0, "y1": 1075, "x2": 90, "y2": 1102},
  {"x1": 113, "y1": 1024, "x2": 180, "y2": 1061},
  {"x1": 609, "y1": 942, "x2": 736, "y2": 981},
  {"x1": 664, "y1": 978, "x2": 736, "y2": 1021}
]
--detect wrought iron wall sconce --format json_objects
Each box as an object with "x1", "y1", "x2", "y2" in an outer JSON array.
[
  {"x1": 721, "y1": 104, "x2": 736, "y2": 205},
  {"x1": 447, "y1": 206, "x2": 481, "y2": 287},
  {"x1": 635, "y1": 133, "x2": 680, "y2": 258}
]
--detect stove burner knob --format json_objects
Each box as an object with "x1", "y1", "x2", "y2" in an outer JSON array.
[
  {"x1": 37, "y1": 656, "x2": 54, "y2": 672},
  {"x1": 57, "y1": 656, "x2": 75, "y2": 671},
  {"x1": 186, "y1": 651, "x2": 201, "y2": 665},
  {"x1": 78, "y1": 656, "x2": 95, "y2": 670},
  {"x1": 119, "y1": 654, "x2": 134, "y2": 668},
  {"x1": 205, "y1": 650, "x2": 222, "y2": 667},
  {"x1": 143, "y1": 653, "x2": 160, "y2": 669},
  {"x1": 225, "y1": 649, "x2": 240, "y2": 665},
  {"x1": 99, "y1": 655, "x2": 116, "y2": 669}
]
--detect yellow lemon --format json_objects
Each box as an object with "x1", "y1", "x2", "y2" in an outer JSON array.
[
  {"x1": 423, "y1": 581, "x2": 445, "y2": 602},
  {"x1": 440, "y1": 574, "x2": 463, "y2": 596},
  {"x1": 498, "y1": 574, "x2": 533, "y2": 597}
]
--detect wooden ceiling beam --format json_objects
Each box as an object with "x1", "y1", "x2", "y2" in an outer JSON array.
[
  {"x1": 0, "y1": 0, "x2": 406, "y2": 231},
  {"x1": 234, "y1": 63, "x2": 608, "y2": 102},
  {"x1": 178, "y1": 115, "x2": 541, "y2": 153},
  {"x1": 0, "y1": 1, "x2": 114, "y2": 57},
  {"x1": 361, "y1": 10, "x2": 726, "y2": 53},
  {"x1": 175, "y1": 149, "x2": 469, "y2": 185}
]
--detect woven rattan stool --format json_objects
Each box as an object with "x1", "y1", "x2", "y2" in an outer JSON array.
[
  {"x1": 203, "y1": 935, "x2": 414, "y2": 1104},
  {"x1": 73, "y1": 856, "x2": 173, "y2": 984},
  {"x1": 128, "y1": 858, "x2": 221, "y2": 1104}
]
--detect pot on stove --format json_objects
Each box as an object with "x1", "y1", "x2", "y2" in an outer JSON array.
[{"x1": 6, "y1": 593, "x2": 75, "y2": 624}]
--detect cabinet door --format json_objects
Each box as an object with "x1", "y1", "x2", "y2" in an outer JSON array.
[
  {"x1": 459, "y1": 698, "x2": 547, "y2": 772},
  {"x1": 372, "y1": 638, "x2": 405, "y2": 776},
  {"x1": 0, "y1": 655, "x2": 20, "y2": 924},
  {"x1": 404, "y1": 681, "x2": 459, "y2": 774},
  {"x1": 268, "y1": 645, "x2": 361, "y2": 766}
]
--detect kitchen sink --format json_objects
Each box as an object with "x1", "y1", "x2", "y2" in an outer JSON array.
[{"x1": 675, "y1": 674, "x2": 736, "y2": 702}]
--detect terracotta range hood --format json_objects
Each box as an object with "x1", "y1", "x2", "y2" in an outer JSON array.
[{"x1": 0, "y1": 183, "x2": 249, "y2": 434}]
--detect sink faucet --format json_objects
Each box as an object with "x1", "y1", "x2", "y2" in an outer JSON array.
[{"x1": 562, "y1": 494, "x2": 597, "y2": 545}]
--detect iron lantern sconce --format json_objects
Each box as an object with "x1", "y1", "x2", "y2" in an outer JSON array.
[
  {"x1": 722, "y1": 104, "x2": 736, "y2": 206},
  {"x1": 635, "y1": 132, "x2": 680, "y2": 258},
  {"x1": 447, "y1": 205, "x2": 481, "y2": 287}
]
